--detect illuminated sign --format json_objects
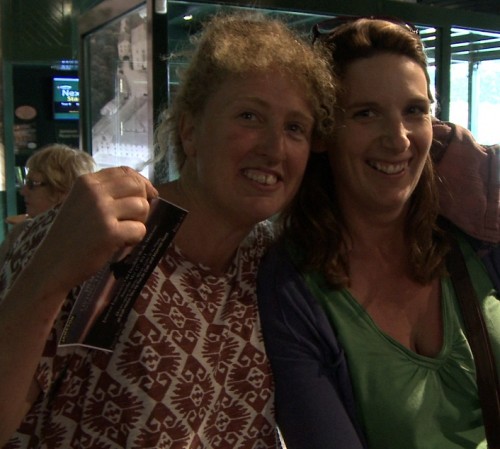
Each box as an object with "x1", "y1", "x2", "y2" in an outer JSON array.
[{"x1": 53, "y1": 76, "x2": 79, "y2": 120}]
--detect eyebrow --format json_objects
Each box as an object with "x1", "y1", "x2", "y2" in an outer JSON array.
[{"x1": 345, "y1": 95, "x2": 431, "y2": 108}]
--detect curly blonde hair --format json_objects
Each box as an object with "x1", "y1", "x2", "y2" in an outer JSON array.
[{"x1": 155, "y1": 12, "x2": 337, "y2": 174}]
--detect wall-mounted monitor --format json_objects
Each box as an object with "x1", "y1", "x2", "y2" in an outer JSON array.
[{"x1": 53, "y1": 76, "x2": 80, "y2": 120}]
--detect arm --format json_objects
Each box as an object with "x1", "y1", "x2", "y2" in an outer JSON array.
[
  {"x1": 0, "y1": 167, "x2": 158, "y2": 444},
  {"x1": 257, "y1": 245, "x2": 367, "y2": 449},
  {"x1": 431, "y1": 119, "x2": 499, "y2": 244}
]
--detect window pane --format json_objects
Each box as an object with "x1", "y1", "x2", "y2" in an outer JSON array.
[
  {"x1": 450, "y1": 27, "x2": 500, "y2": 144},
  {"x1": 475, "y1": 59, "x2": 500, "y2": 144}
]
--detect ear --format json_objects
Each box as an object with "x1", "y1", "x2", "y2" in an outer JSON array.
[{"x1": 179, "y1": 112, "x2": 196, "y2": 158}]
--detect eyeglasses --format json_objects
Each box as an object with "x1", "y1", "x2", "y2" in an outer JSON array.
[
  {"x1": 311, "y1": 15, "x2": 419, "y2": 43},
  {"x1": 23, "y1": 179, "x2": 47, "y2": 190}
]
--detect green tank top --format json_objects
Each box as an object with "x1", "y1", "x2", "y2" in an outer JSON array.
[{"x1": 304, "y1": 235, "x2": 500, "y2": 449}]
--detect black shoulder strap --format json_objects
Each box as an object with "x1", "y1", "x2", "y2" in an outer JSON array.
[{"x1": 447, "y1": 240, "x2": 500, "y2": 448}]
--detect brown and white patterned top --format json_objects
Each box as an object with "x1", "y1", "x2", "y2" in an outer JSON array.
[{"x1": 2, "y1": 208, "x2": 277, "y2": 449}]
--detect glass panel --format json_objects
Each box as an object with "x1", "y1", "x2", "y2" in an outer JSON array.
[
  {"x1": 450, "y1": 27, "x2": 500, "y2": 144},
  {"x1": 418, "y1": 26, "x2": 437, "y2": 112},
  {"x1": 474, "y1": 59, "x2": 500, "y2": 144},
  {"x1": 83, "y1": 3, "x2": 152, "y2": 178}
]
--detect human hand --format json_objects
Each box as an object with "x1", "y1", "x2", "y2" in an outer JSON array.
[{"x1": 33, "y1": 166, "x2": 159, "y2": 295}]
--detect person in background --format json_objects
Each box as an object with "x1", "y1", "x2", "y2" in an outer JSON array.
[
  {"x1": 0, "y1": 12, "x2": 336, "y2": 448},
  {"x1": 21, "y1": 144, "x2": 96, "y2": 218},
  {"x1": 258, "y1": 17, "x2": 499, "y2": 449},
  {"x1": 0, "y1": 144, "x2": 96, "y2": 266}
]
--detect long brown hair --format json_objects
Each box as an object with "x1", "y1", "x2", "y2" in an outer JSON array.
[{"x1": 281, "y1": 18, "x2": 448, "y2": 288}]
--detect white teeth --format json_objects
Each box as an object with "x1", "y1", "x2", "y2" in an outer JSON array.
[
  {"x1": 368, "y1": 160, "x2": 406, "y2": 174},
  {"x1": 243, "y1": 169, "x2": 278, "y2": 185}
]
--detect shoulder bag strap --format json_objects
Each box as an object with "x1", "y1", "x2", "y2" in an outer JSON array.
[{"x1": 447, "y1": 240, "x2": 500, "y2": 449}]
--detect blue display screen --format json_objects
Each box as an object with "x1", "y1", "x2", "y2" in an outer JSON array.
[{"x1": 53, "y1": 76, "x2": 79, "y2": 120}]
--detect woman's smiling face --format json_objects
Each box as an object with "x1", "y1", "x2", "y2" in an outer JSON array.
[
  {"x1": 328, "y1": 52, "x2": 433, "y2": 219},
  {"x1": 180, "y1": 70, "x2": 314, "y2": 227}
]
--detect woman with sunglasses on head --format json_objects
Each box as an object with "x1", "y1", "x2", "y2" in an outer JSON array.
[
  {"x1": 0, "y1": 144, "x2": 96, "y2": 267},
  {"x1": 258, "y1": 17, "x2": 499, "y2": 449},
  {"x1": 0, "y1": 12, "x2": 336, "y2": 448}
]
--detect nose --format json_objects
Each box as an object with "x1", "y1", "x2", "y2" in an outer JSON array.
[
  {"x1": 381, "y1": 116, "x2": 411, "y2": 153},
  {"x1": 259, "y1": 126, "x2": 286, "y2": 160}
]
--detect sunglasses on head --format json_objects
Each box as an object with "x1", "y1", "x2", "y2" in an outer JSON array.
[{"x1": 311, "y1": 15, "x2": 419, "y2": 43}]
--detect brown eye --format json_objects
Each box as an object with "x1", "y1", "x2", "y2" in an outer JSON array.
[
  {"x1": 353, "y1": 109, "x2": 376, "y2": 119},
  {"x1": 239, "y1": 111, "x2": 257, "y2": 121},
  {"x1": 406, "y1": 105, "x2": 429, "y2": 116}
]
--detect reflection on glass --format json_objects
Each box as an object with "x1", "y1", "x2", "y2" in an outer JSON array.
[{"x1": 85, "y1": 4, "x2": 151, "y2": 178}]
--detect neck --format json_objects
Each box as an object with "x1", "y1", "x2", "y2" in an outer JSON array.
[
  {"x1": 342, "y1": 206, "x2": 408, "y2": 254},
  {"x1": 157, "y1": 181, "x2": 253, "y2": 274},
  {"x1": 341, "y1": 211, "x2": 415, "y2": 290}
]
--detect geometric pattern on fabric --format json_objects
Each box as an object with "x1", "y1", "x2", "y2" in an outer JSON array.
[{"x1": 3, "y1": 212, "x2": 277, "y2": 449}]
